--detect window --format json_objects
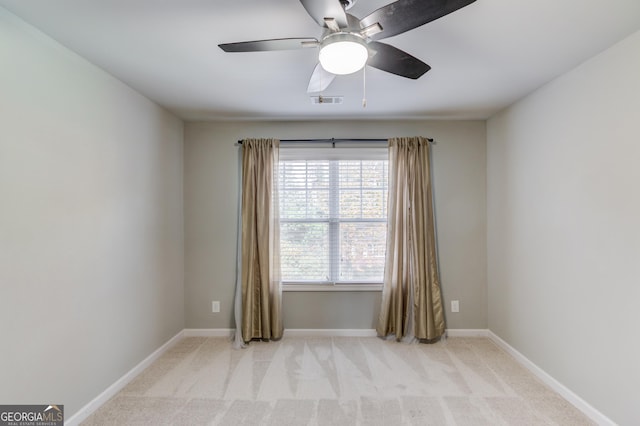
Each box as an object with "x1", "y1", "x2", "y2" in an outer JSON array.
[{"x1": 278, "y1": 147, "x2": 388, "y2": 289}]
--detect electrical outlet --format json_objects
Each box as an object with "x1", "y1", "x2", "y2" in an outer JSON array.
[
  {"x1": 212, "y1": 301, "x2": 220, "y2": 313},
  {"x1": 451, "y1": 300, "x2": 459, "y2": 313}
]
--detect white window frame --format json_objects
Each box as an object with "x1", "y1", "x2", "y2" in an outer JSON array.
[{"x1": 279, "y1": 146, "x2": 387, "y2": 292}]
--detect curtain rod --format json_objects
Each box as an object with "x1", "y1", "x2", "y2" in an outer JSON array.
[{"x1": 236, "y1": 137, "x2": 434, "y2": 146}]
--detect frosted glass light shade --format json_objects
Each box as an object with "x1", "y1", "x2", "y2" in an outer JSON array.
[{"x1": 319, "y1": 34, "x2": 368, "y2": 75}]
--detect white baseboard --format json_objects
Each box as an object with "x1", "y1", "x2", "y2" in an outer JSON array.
[
  {"x1": 183, "y1": 328, "x2": 235, "y2": 337},
  {"x1": 284, "y1": 329, "x2": 491, "y2": 338},
  {"x1": 284, "y1": 328, "x2": 378, "y2": 337},
  {"x1": 445, "y1": 328, "x2": 489, "y2": 337},
  {"x1": 65, "y1": 330, "x2": 184, "y2": 426},
  {"x1": 182, "y1": 328, "x2": 378, "y2": 338},
  {"x1": 488, "y1": 331, "x2": 615, "y2": 426},
  {"x1": 181, "y1": 328, "x2": 490, "y2": 338}
]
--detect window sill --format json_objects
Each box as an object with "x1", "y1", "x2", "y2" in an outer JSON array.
[{"x1": 283, "y1": 283, "x2": 383, "y2": 292}]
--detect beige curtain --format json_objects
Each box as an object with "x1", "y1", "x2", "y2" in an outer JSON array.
[
  {"x1": 377, "y1": 137, "x2": 445, "y2": 341},
  {"x1": 239, "y1": 138, "x2": 282, "y2": 342}
]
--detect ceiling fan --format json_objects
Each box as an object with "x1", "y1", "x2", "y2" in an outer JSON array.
[{"x1": 219, "y1": 0, "x2": 477, "y2": 93}]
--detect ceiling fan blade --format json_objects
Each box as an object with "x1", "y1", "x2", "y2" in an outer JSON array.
[
  {"x1": 299, "y1": 0, "x2": 349, "y2": 29},
  {"x1": 307, "y1": 63, "x2": 336, "y2": 93},
  {"x1": 360, "y1": 0, "x2": 477, "y2": 41},
  {"x1": 219, "y1": 38, "x2": 318, "y2": 52},
  {"x1": 367, "y1": 41, "x2": 430, "y2": 79}
]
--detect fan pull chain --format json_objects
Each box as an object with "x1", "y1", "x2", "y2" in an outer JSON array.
[{"x1": 362, "y1": 65, "x2": 367, "y2": 108}]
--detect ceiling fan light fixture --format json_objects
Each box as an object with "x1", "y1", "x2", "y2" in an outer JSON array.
[{"x1": 319, "y1": 33, "x2": 368, "y2": 75}]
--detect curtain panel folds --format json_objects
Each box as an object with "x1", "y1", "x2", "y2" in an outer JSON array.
[
  {"x1": 377, "y1": 137, "x2": 445, "y2": 341},
  {"x1": 238, "y1": 138, "x2": 283, "y2": 343}
]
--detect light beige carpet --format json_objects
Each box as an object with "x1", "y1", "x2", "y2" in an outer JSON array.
[{"x1": 81, "y1": 336, "x2": 593, "y2": 425}]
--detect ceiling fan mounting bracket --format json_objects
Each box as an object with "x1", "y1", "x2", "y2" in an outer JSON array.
[{"x1": 339, "y1": 0, "x2": 357, "y2": 11}]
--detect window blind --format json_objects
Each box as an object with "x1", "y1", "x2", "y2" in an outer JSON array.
[{"x1": 278, "y1": 147, "x2": 388, "y2": 284}]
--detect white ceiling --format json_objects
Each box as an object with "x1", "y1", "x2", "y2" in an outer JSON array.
[{"x1": 2, "y1": 0, "x2": 640, "y2": 121}]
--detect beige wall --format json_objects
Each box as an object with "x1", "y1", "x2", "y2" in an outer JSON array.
[
  {"x1": 487, "y1": 30, "x2": 640, "y2": 425},
  {"x1": 0, "y1": 9, "x2": 184, "y2": 416},
  {"x1": 184, "y1": 120, "x2": 487, "y2": 330}
]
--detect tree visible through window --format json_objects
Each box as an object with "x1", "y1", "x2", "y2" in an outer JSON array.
[{"x1": 279, "y1": 157, "x2": 388, "y2": 284}]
